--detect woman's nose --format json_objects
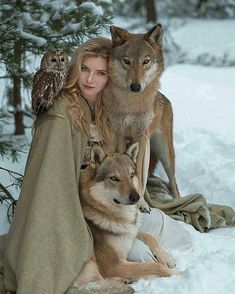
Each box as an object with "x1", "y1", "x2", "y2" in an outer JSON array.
[{"x1": 87, "y1": 72, "x2": 94, "y2": 83}]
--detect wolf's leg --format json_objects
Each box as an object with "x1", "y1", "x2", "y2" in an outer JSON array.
[
  {"x1": 150, "y1": 131, "x2": 180, "y2": 198},
  {"x1": 73, "y1": 255, "x2": 103, "y2": 288},
  {"x1": 107, "y1": 260, "x2": 175, "y2": 281},
  {"x1": 137, "y1": 230, "x2": 176, "y2": 268},
  {"x1": 149, "y1": 145, "x2": 159, "y2": 176},
  {"x1": 136, "y1": 135, "x2": 151, "y2": 213}
]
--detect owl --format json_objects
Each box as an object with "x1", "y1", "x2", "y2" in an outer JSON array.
[{"x1": 31, "y1": 50, "x2": 70, "y2": 116}]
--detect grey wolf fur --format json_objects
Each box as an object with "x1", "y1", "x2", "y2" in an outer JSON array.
[
  {"x1": 102, "y1": 24, "x2": 180, "y2": 199},
  {"x1": 74, "y1": 143, "x2": 176, "y2": 290}
]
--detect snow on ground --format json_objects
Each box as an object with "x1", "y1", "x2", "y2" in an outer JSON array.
[
  {"x1": 132, "y1": 225, "x2": 235, "y2": 294},
  {"x1": 1, "y1": 18, "x2": 235, "y2": 293},
  {"x1": 131, "y1": 64, "x2": 235, "y2": 293},
  {"x1": 160, "y1": 64, "x2": 235, "y2": 207}
]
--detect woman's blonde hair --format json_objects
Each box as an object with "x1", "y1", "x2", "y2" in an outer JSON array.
[{"x1": 60, "y1": 38, "x2": 116, "y2": 151}]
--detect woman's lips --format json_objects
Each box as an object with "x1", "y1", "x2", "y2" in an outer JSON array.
[{"x1": 83, "y1": 84, "x2": 95, "y2": 89}]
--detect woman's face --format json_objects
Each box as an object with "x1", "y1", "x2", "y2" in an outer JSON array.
[{"x1": 78, "y1": 56, "x2": 108, "y2": 102}]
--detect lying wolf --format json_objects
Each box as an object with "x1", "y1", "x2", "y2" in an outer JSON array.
[
  {"x1": 102, "y1": 24, "x2": 180, "y2": 199},
  {"x1": 73, "y1": 143, "x2": 176, "y2": 291}
]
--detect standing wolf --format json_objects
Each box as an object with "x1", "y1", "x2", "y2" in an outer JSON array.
[{"x1": 102, "y1": 24, "x2": 180, "y2": 199}]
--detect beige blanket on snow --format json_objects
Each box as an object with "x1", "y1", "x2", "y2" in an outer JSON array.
[{"x1": 145, "y1": 176, "x2": 235, "y2": 233}]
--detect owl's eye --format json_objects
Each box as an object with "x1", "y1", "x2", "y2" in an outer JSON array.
[
  {"x1": 61, "y1": 57, "x2": 64, "y2": 62},
  {"x1": 51, "y1": 58, "x2": 57, "y2": 62}
]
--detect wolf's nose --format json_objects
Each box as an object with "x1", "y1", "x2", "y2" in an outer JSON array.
[
  {"x1": 129, "y1": 191, "x2": 140, "y2": 204},
  {"x1": 130, "y1": 83, "x2": 141, "y2": 92}
]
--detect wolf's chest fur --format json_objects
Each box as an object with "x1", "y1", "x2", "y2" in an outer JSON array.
[
  {"x1": 112, "y1": 111, "x2": 154, "y2": 136},
  {"x1": 85, "y1": 204, "x2": 142, "y2": 259},
  {"x1": 84, "y1": 203, "x2": 141, "y2": 235},
  {"x1": 103, "y1": 84, "x2": 156, "y2": 142}
]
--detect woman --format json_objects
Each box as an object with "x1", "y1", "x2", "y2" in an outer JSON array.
[{"x1": 3, "y1": 38, "x2": 115, "y2": 294}]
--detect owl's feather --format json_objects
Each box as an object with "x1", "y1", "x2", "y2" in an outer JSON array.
[{"x1": 31, "y1": 50, "x2": 69, "y2": 116}]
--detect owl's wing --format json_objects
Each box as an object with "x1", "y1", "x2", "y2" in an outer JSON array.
[
  {"x1": 31, "y1": 69, "x2": 49, "y2": 113},
  {"x1": 53, "y1": 70, "x2": 68, "y2": 98},
  {"x1": 31, "y1": 69, "x2": 67, "y2": 116}
]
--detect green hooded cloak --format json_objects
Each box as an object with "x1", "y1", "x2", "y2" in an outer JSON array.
[{"x1": 3, "y1": 98, "x2": 93, "y2": 294}]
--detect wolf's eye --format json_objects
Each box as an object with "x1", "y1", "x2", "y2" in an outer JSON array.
[
  {"x1": 130, "y1": 173, "x2": 135, "y2": 178},
  {"x1": 110, "y1": 176, "x2": 120, "y2": 182},
  {"x1": 143, "y1": 58, "x2": 150, "y2": 65},
  {"x1": 123, "y1": 58, "x2": 130, "y2": 65},
  {"x1": 51, "y1": 58, "x2": 57, "y2": 62}
]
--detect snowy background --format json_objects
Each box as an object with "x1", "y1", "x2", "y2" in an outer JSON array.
[{"x1": 1, "y1": 12, "x2": 235, "y2": 294}]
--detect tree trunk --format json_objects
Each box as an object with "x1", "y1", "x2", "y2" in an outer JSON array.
[
  {"x1": 13, "y1": 42, "x2": 24, "y2": 135},
  {"x1": 133, "y1": 0, "x2": 143, "y2": 13},
  {"x1": 75, "y1": 0, "x2": 83, "y2": 6},
  {"x1": 144, "y1": 0, "x2": 157, "y2": 23},
  {"x1": 196, "y1": 0, "x2": 208, "y2": 11}
]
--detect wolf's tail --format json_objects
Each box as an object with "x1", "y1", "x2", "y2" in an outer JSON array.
[{"x1": 70, "y1": 278, "x2": 134, "y2": 293}]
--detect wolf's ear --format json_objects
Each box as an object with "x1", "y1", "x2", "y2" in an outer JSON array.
[
  {"x1": 126, "y1": 142, "x2": 139, "y2": 164},
  {"x1": 90, "y1": 144, "x2": 106, "y2": 168},
  {"x1": 144, "y1": 24, "x2": 163, "y2": 46},
  {"x1": 110, "y1": 26, "x2": 129, "y2": 47}
]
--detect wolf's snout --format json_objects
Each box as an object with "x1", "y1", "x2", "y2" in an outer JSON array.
[
  {"x1": 130, "y1": 83, "x2": 141, "y2": 93},
  {"x1": 129, "y1": 191, "x2": 140, "y2": 204}
]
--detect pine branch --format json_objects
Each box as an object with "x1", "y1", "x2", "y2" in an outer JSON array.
[
  {"x1": 0, "y1": 182, "x2": 18, "y2": 224},
  {"x1": 0, "y1": 182, "x2": 15, "y2": 203},
  {"x1": 0, "y1": 167, "x2": 22, "y2": 224},
  {"x1": 0, "y1": 141, "x2": 25, "y2": 163},
  {"x1": 0, "y1": 167, "x2": 23, "y2": 179}
]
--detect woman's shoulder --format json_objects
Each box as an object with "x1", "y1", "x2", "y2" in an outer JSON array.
[
  {"x1": 34, "y1": 98, "x2": 71, "y2": 130},
  {"x1": 48, "y1": 98, "x2": 69, "y2": 117}
]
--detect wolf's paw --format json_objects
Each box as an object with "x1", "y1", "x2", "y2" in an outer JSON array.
[
  {"x1": 112, "y1": 276, "x2": 133, "y2": 284},
  {"x1": 152, "y1": 248, "x2": 176, "y2": 269},
  {"x1": 138, "y1": 199, "x2": 151, "y2": 214}
]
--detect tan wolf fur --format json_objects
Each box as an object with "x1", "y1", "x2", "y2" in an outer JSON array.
[
  {"x1": 73, "y1": 143, "x2": 176, "y2": 290},
  {"x1": 102, "y1": 24, "x2": 180, "y2": 199}
]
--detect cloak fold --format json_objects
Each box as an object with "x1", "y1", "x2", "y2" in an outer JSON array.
[
  {"x1": 145, "y1": 176, "x2": 235, "y2": 233},
  {"x1": 2, "y1": 99, "x2": 93, "y2": 294}
]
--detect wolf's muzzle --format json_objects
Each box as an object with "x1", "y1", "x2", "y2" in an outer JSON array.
[
  {"x1": 129, "y1": 191, "x2": 140, "y2": 204},
  {"x1": 130, "y1": 83, "x2": 141, "y2": 93}
]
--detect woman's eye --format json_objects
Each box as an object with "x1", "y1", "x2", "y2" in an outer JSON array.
[
  {"x1": 97, "y1": 71, "x2": 106, "y2": 76},
  {"x1": 110, "y1": 176, "x2": 120, "y2": 182},
  {"x1": 81, "y1": 66, "x2": 87, "y2": 71}
]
